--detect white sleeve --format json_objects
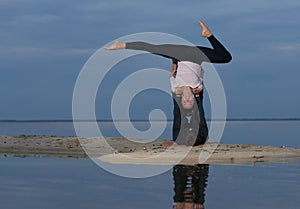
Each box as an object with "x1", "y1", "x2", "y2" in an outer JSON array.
[{"x1": 170, "y1": 77, "x2": 176, "y2": 93}]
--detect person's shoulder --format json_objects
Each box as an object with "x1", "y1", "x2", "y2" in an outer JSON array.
[{"x1": 179, "y1": 61, "x2": 201, "y2": 68}]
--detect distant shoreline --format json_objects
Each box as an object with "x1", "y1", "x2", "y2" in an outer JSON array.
[{"x1": 1, "y1": 118, "x2": 300, "y2": 123}]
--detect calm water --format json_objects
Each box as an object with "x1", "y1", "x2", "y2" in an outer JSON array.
[{"x1": 0, "y1": 121, "x2": 300, "y2": 209}]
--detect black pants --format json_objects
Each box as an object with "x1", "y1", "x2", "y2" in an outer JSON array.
[
  {"x1": 126, "y1": 35, "x2": 232, "y2": 64},
  {"x1": 172, "y1": 91, "x2": 208, "y2": 146}
]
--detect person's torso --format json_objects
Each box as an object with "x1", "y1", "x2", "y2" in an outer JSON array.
[{"x1": 173, "y1": 61, "x2": 203, "y2": 88}]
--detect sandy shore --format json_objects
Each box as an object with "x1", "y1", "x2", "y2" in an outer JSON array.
[{"x1": 1, "y1": 135, "x2": 300, "y2": 165}]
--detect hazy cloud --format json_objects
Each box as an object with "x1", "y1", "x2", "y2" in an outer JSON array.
[
  {"x1": 0, "y1": 46, "x2": 96, "y2": 59},
  {"x1": 270, "y1": 43, "x2": 300, "y2": 52}
]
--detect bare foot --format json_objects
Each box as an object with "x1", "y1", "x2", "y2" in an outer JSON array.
[
  {"x1": 198, "y1": 20, "x2": 212, "y2": 38},
  {"x1": 104, "y1": 40, "x2": 126, "y2": 50}
]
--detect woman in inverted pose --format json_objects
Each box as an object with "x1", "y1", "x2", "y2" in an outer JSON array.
[{"x1": 105, "y1": 20, "x2": 232, "y2": 145}]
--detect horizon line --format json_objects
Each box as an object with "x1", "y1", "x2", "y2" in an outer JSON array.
[{"x1": 1, "y1": 118, "x2": 300, "y2": 122}]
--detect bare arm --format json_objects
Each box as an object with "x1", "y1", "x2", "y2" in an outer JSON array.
[{"x1": 170, "y1": 59, "x2": 178, "y2": 77}]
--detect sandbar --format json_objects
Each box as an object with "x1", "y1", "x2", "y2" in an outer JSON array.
[{"x1": 1, "y1": 135, "x2": 300, "y2": 165}]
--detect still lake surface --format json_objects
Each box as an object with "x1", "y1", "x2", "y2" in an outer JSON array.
[{"x1": 0, "y1": 120, "x2": 300, "y2": 209}]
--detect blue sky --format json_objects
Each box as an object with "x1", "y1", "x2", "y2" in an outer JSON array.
[{"x1": 1, "y1": 0, "x2": 300, "y2": 120}]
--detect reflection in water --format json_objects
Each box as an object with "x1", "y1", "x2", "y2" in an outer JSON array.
[{"x1": 173, "y1": 164, "x2": 209, "y2": 209}]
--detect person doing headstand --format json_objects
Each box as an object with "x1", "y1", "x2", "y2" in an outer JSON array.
[{"x1": 105, "y1": 20, "x2": 232, "y2": 146}]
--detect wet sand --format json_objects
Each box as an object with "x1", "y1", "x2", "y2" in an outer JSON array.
[{"x1": 1, "y1": 135, "x2": 300, "y2": 165}]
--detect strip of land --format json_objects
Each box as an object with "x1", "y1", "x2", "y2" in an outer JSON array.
[{"x1": 1, "y1": 135, "x2": 300, "y2": 165}]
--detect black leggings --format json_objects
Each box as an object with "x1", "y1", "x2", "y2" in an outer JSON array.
[{"x1": 126, "y1": 35, "x2": 232, "y2": 64}]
